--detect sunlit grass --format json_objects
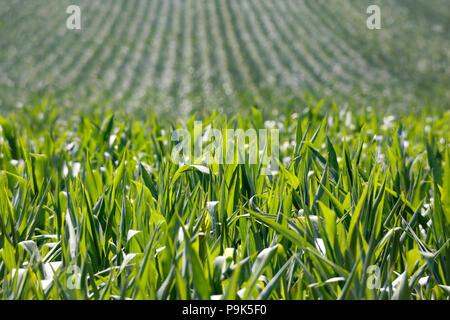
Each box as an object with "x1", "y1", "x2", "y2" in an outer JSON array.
[{"x1": 0, "y1": 100, "x2": 449, "y2": 300}]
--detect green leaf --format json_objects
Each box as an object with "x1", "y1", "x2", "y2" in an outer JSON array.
[{"x1": 392, "y1": 271, "x2": 411, "y2": 300}]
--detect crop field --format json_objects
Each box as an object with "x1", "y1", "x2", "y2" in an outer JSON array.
[
  {"x1": 0, "y1": 103, "x2": 449, "y2": 300},
  {"x1": 0, "y1": 1, "x2": 449, "y2": 301},
  {"x1": 1, "y1": 0, "x2": 449, "y2": 115}
]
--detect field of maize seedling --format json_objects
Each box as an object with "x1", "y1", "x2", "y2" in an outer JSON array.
[
  {"x1": 1, "y1": 0, "x2": 449, "y2": 115},
  {"x1": 0, "y1": 101, "x2": 449, "y2": 299},
  {"x1": 0, "y1": 0, "x2": 449, "y2": 301}
]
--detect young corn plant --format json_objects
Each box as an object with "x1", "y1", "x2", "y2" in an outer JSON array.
[{"x1": 0, "y1": 101, "x2": 449, "y2": 300}]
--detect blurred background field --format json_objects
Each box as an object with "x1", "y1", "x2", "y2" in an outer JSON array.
[{"x1": 0, "y1": 0, "x2": 448, "y2": 117}]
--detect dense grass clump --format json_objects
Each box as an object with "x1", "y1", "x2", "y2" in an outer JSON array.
[{"x1": 0, "y1": 101, "x2": 449, "y2": 300}]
